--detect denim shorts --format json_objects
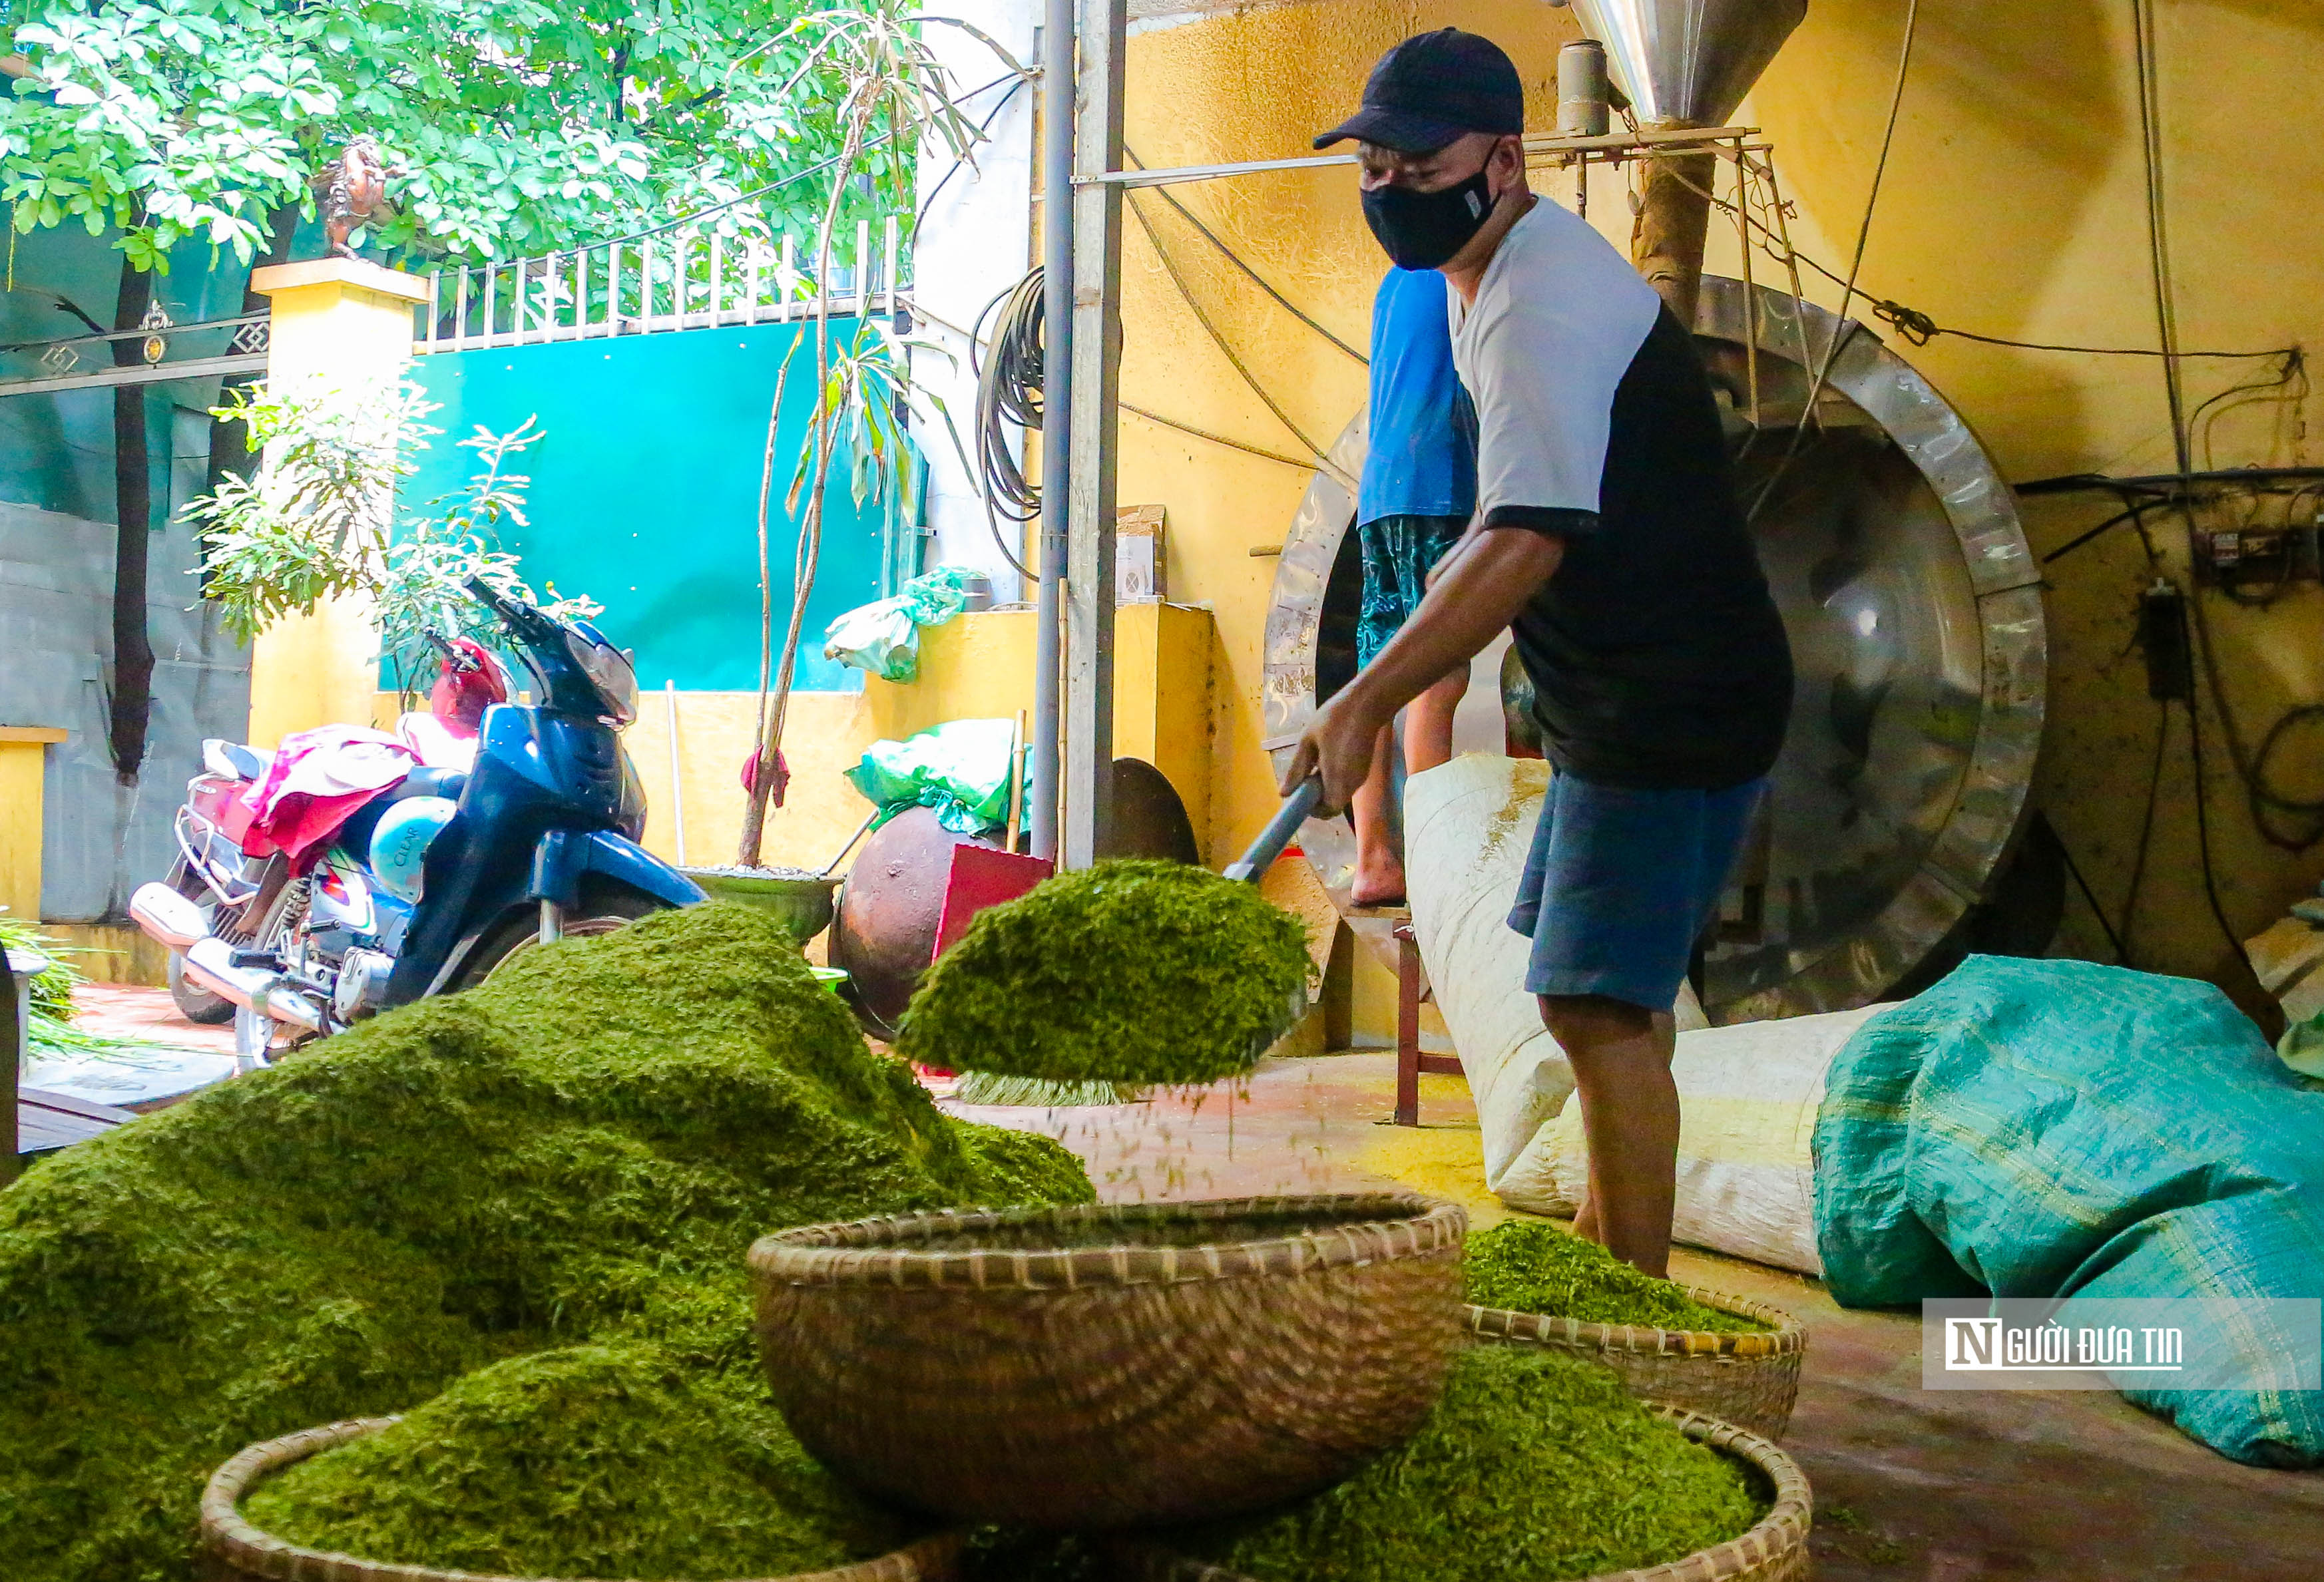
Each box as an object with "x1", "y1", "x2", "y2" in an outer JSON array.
[
  {"x1": 1507, "y1": 772, "x2": 1765, "y2": 1012},
  {"x1": 1356, "y1": 514, "x2": 1468, "y2": 668}
]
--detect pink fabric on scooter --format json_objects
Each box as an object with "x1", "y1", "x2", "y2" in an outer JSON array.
[{"x1": 237, "y1": 725, "x2": 418, "y2": 870}]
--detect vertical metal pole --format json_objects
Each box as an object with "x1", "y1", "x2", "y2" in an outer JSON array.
[
  {"x1": 665, "y1": 679, "x2": 688, "y2": 867},
  {"x1": 1031, "y1": 0, "x2": 1074, "y2": 863},
  {"x1": 1062, "y1": 0, "x2": 1126, "y2": 870}
]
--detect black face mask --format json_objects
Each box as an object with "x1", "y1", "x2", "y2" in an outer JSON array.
[{"x1": 1361, "y1": 166, "x2": 1495, "y2": 270}]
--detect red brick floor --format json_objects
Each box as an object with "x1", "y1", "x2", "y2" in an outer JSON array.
[
  {"x1": 944, "y1": 1052, "x2": 2324, "y2": 1582},
  {"x1": 69, "y1": 982, "x2": 239, "y2": 1055}
]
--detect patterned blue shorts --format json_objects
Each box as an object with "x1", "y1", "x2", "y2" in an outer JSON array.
[{"x1": 1356, "y1": 514, "x2": 1469, "y2": 668}]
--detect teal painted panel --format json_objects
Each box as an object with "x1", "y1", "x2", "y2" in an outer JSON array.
[{"x1": 403, "y1": 320, "x2": 904, "y2": 693}]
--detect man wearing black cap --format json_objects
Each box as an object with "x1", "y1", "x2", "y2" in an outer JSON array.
[{"x1": 1281, "y1": 29, "x2": 1793, "y2": 1278}]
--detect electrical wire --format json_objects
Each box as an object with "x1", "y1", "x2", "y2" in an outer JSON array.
[
  {"x1": 910, "y1": 77, "x2": 1028, "y2": 247},
  {"x1": 1120, "y1": 145, "x2": 1367, "y2": 367},
  {"x1": 1747, "y1": 0, "x2": 1918, "y2": 520},
  {"x1": 2118, "y1": 699, "x2": 2171, "y2": 966},
  {"x1": 1661, "y1": 136, "x2": 2290, "y2": 365},
  {"x1": 1120, "y1": 401, "x2": 1317, "y2": 471},
  {"x1": 2131, "y1": 0, "x2": 2193, "y2": 485},
  {"x1": 2184, "y1": 680, "x2": 2262, "y2": 978},
  {"x1": 2055, "y1": 823, "x2": 2130, "y2": 965},
  {"x1": 1122, "y1": 190, "x2": 1353, "y2": 488}
]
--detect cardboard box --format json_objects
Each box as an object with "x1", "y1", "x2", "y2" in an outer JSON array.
[{"x1": 1117, "y1": 503, "x2": 1165, "y2": 602}]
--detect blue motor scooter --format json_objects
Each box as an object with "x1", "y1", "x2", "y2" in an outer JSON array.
[{"x1": 130, "y1": 580, "x2": 703, "y2": 1046}]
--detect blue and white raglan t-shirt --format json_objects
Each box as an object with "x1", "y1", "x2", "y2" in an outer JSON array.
[{"x1": 1450, "y1": 197, "x2": 1793, "y2": 790}]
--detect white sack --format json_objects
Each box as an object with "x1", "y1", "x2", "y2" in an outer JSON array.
[
  {"x1": 1527, "y1": 1005, "x2": 1885, "y2": 1274},
  {"x1": 1404, "y1": 755, "x2": 1570, "y2": 1195},
  {"x1": 1403, "y1": 752, "x2": 1875, "y2": 1275}
]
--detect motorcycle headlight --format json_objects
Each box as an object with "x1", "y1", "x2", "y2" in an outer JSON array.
[{"x1": 565, "y1": 630, "x2": 639, "y2": 725}]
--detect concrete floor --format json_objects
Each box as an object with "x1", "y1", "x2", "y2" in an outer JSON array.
[
  {"x1": 941, "y1": 1052, "x2": 2324, "y2": 1582},
  {"x1": 58, "y1": 989, "x2": 2324, "y2": 1575}
]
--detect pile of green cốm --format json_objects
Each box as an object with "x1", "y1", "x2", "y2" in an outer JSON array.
[
  {"x1": 1179, "y1": 1345, "x2": 1767, "y2": 1582},
  {"x1": 245, "y1": 1344, "x2": 925, "y2": 1581},
  {"x1": 1464, "y1": 1219, "x2": 1772, "y2": 1334},
  {"x1": 0, "y1": 903, "x2": 1091, "y2": 1582},
  {"x1": 894, "y1": 859, "x2": 1314, "y2": 1086}
]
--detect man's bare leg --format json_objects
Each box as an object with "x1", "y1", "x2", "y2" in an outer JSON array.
[
  {"x1": 1348, "y1": 723, "x2": 1402, "y2": 906},
  {"x1": 1541, "y1": 994, "x2": 1679, "y2": 1277}
]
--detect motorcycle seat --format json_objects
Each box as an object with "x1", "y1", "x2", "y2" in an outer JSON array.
[
  {"x1": 202, "y1": 738, "x2": 272, "y2": 782},
  {"x1": 336, "y1": 766, "x2": 470, "y2": 861}
]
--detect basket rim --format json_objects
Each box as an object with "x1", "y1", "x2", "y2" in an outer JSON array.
[
  {"x1": 198, "y1": 1416, "x2": 965, "y2": 1582},
  {"x1": 1117, "y1": 1402, "x2": 1812, "y2": 1582},
  {"x1": 748, "y1": 1192, "x2": 1466, "y2": 1291},
  {"x1": 1464, "y1": 1283, "x2": 1808, "y2": 1360}
]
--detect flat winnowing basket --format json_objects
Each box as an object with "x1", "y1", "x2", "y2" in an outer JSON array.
[
  {"x1": 1114, "y1": 1403, "x2": 1813, "y2": 1582},
  {"x1": 198, "y1": 1418, "x2": 964, "y2": 1582},
  {"x1": 1467, "y1": 1286, "x2": 1807, "y2": 1440},
  {"x1": 748, "y1": 1193, "x2": 1468, "y2": 1529}
]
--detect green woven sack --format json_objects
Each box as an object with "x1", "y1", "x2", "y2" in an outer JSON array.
[{"x1": 1814, "y1": 954, "x2": 2324, "y2": 1467}]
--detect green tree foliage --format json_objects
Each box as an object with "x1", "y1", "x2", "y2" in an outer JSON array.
[{"x1": 0, "y1": 0, "x2": 913, "y2": 268}]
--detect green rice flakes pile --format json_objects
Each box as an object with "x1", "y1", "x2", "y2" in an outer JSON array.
[
  {"x1": 895, "y1": 859, "x2": 1313, "y2": 1086},
  {"x1": 1464, "y1": 1219, "x2": 1772, "y2": 1334},
  {"x1": 245, "y1": 1344, "x2": 925, "y2": 1581},
  {"x1": 0, "y1": 903, "x2": 1091, "y2": 1582},
  {"x1": 1186, "y1": 1346, "x2": 1766, "y2": 1582}
]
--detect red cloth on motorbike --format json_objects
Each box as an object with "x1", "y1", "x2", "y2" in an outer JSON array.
[{"x1": 236, "y1": 725, "x2": 419, "y2": 871}]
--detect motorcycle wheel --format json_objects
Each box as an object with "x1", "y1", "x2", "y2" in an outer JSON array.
[
  {"x1": 162, "y1": 863, "x2": 236, "y2": 1024},
  {"x1": 446, "y1": 881, "x2": 670, "y2": 992}
]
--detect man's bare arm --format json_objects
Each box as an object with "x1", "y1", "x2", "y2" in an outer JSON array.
[{"x1": 1281, "y1": 527, "x2": 1564, "y2": 812}]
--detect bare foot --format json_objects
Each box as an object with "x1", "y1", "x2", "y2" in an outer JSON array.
[{"x1": 1351, "y1": 860, "x2": 1407, "y2": 908}]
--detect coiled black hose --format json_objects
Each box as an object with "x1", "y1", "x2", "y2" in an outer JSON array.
[{"x1": 970, "y1": 268, "x2": 1046, "y2": 574}]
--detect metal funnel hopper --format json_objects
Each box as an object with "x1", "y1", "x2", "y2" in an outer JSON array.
[{"x1": 1568, "y1": 0, "x2": 1808, "y2": 127}]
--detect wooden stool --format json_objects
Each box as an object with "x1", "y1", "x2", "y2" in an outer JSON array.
[{"x1": 1393, "y1": 922, "x2": 1462, "y2": 1126}]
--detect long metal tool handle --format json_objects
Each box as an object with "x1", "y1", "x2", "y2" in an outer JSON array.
[{"x1": 1224, "y1": 777, "x2": 1323, "y2": 884}]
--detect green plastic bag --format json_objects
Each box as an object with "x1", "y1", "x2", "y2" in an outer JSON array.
[
  {"x1": 844, "y1": 718, "x2": 1017, "y2": 835},
  {"x1": 821, "y1": 565, "x2": 986, "y2": 684}
]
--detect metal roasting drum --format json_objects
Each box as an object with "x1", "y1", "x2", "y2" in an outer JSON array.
[{"x1": 1262, "y1": 282, "x2": 2045, "y2": 1025}]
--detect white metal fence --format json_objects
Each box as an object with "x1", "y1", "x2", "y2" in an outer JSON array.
[{"x1": 411, "y1": 214, "x2": 911, "y2": 354}]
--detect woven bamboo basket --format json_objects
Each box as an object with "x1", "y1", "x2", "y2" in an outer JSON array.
[
  {"x1": 197, "y1": 1417, "x2": 965, "y2": 1582},
  {"x1": 1465, "y1": 1286, "x2": 1807, "y2": 1440},
  {"x1": 1112, "y1": 1403, "x2": 1813, "y2": 1582},
  {"x1": 748, "y1": 1191, "x2": 1468, "y2": 1530}
]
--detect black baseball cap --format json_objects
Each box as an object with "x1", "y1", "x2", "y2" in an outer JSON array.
[{"x1": 1313, "y1": 29, "x2": 1524, "y2": 154}]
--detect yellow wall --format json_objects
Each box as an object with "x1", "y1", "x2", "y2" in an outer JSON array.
[
  {"x1": 1119, "y1": 0, "x2": 2324, "y2": 996},
  {"x1": 0, "y1": 727, "x2": 67, "y2": 923},
  {"x1": 375, "y1": 602, "x2": 1222, "y2": 876}
]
